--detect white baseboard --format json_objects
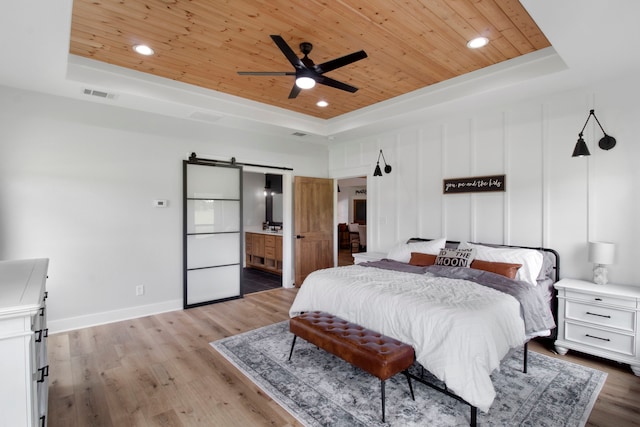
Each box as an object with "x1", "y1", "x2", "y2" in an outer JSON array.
[{"x1": 48, "y1": 298, "x2": 183, "y2": 334}]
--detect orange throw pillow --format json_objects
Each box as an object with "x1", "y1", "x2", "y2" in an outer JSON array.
[
  {"x1": 409, "y1": 252, "x2": 437, "y2": 266},
  {"x1": 470, "y1": 259, "x2": 522, "y2": 279}
]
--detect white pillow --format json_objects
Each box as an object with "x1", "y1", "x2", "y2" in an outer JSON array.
[
  {"x1": 387, "y1": 238, "x2": 447, "y2": 263},
  {"x1": 459, "y1": 242, "x2": 543, "y2": 286},
  {"x1": 410, "y1": 237, "x2": 447, "y2": 255}
]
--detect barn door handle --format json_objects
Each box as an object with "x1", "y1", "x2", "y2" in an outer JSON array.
[{"x1": 296, "y1": 235, "x2": 305, "y2": 239}]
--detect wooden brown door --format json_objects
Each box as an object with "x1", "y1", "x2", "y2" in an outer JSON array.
[{"x1": 294, "y1": 176, "x2": 334, "y2": 286}]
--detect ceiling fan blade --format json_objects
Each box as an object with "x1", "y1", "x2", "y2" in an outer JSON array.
[
  {"x1": 315, "y1": 50, "x2": 367, "y2": 74},
  {"x1": 237, "y1": 71, "x2": 295, "y2": 76},
  {"x1": 316, "y1": 75, "x2": 359, "y2": 93},
  {"x1": 288, "y1": 84, "x2": 301, "y2": 99},
  {"x1": 270, "y1": 35, "x2": 305, "y2": 69}
]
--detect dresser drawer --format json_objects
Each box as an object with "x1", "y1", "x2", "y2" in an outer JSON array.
[
  {"x1": 265, "y1": 235, "x2": 276, "y2": 247},
  {"x1": 565, "y1": 300, "x2": 635, "y2": 332},
  {"x1": 265, "y1": 247, "x2": 275, "y2": 258},
  {"x1": 565, "y1": 322, "x2": 635, "y2": 356},
  {"x1": 564, "y1": 289, "x2": 637, "y2": 309}
]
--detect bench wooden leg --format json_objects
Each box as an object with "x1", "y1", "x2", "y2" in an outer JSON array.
[{"x1": 288, "y1": 335, "x2": 297, "y2": 361}]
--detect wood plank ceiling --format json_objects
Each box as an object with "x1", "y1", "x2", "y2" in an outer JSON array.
[{"x1": 69, "y1": 0, "x2": 550, "y2": 120}]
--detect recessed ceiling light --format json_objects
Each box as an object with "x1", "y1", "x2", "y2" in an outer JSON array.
[
  {"x1": 466, "y1": 37, "x2": 489, "y2": 49},
  {"x1": 133, "y1": 44, "x2": 154, "y2": 55},
  {"x1": 316, "y1": 100, "x2": 329, "y2": 107}
]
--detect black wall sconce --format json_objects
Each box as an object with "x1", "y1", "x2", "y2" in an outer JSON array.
[
  {"x1": 572, "y1": 109, "x2": 616, "y2": 157},
  {"x1": 373, "y1": 149, "x2": 392, "y2": 176}
]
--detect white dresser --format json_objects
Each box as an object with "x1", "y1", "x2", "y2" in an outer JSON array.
[
  {"x1": 0, "y1": 259, "x2": 50, "y2": 426},
  {"x1": 554, "y1": 278, "x2": 640, "y2": 375}
]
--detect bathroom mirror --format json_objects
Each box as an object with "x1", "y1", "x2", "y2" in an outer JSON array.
[{"x1": 265, "y1": 174, "x2": 283, "y2": 226}]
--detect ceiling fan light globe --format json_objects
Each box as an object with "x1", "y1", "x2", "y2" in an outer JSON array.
[{"x1": 295, "y1": 77, "x2": 316, "y2": 89}]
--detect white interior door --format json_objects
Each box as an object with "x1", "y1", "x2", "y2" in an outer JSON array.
[{"x1": 184, "y1": 160, "x2": 242, "y2": 308}]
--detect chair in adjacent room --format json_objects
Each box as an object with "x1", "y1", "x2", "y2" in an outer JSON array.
[
  {"x1": 358, "y1": 224, "x2": 367, "y2": 252},
  {"x1": 348, "y1": 223, "x2": 360, "y2": 253},
  {"x1": 338, "y1": 223, "x2": 350, "y2": 249}
]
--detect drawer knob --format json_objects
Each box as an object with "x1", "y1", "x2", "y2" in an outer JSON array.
[
  {"x1": 586, "y1": 311, "x2": 611, "y2": 319},
  {"x1": 585, "y1": 334, "x2": 610, "y2": 342}
]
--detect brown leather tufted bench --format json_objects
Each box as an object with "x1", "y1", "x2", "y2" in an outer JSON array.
[{"x1": 288, "y1": 311, "x2": 415, "y2": 422}]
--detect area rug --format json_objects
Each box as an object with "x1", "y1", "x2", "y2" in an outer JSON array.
[{"x1": 211, "y1": 321, "x2": 606, "y2": 427}]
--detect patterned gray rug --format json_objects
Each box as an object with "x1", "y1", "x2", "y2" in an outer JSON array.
[{"x1": 211, "y1": 321, "x2": 606, "y2": 427}]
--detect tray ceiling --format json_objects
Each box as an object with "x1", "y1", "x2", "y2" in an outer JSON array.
[{"x1": 69, "y1": 0, "x2": 550, "y2": 120}]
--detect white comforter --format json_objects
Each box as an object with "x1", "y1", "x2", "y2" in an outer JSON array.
[{"x1": 289, "y1": 264, "x2": 526, "y2": 413}]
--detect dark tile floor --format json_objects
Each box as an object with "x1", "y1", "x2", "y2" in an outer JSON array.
[
  {"x1": 242, "y1": 268, "x2": 282, "y2": 294},
  {"x1": 242, "y1": 249, "x2": 354, "y2": 295}
]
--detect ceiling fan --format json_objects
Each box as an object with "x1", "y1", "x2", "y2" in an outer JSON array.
[{"x1": 237, "y1": 35, "x2": 367, "y2": 99}]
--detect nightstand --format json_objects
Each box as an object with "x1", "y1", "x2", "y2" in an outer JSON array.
[
  {"x1": 352, "y1": 252, "x2": 386, "y2": 264},
  {"x1": 554, "y1": 278, "x2": 640, "y2": 375}
]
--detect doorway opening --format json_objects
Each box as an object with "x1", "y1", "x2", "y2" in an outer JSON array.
[
  {"x1": 242, "y1": 171, "x2": 283, "y2": 294},
  {"x1": 337, "y1": 176, "x2": 367, "y2": 266}
]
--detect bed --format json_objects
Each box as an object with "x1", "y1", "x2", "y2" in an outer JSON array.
[{"x1": 289, "y1": 238, "x2": 558, "y2": 419}]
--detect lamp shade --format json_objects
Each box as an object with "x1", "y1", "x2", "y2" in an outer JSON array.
[
  {"x1": 588, "y1": 241, "x2": 615, "y2": 265},
  {"x1": 572, "y1": 136, "x2": 591, "y2": 157}
]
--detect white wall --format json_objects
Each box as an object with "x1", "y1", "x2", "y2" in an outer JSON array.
[
  {"x1": 330, "y1": 76, "x2": 640, "y2": 287},
  {"x1": 0, "y1": 85, "x2": 328, "y2": 332},
  {"x1": 3, "y1": 72, "x2": 639, "y2": 333}
]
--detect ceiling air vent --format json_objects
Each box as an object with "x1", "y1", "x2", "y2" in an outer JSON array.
[
  {"x1": 82, "y1": 88, "x2": 117, "y2": 100},
  {"x1": 292, "y1": 132, "x2": 307, "y2": 137}
]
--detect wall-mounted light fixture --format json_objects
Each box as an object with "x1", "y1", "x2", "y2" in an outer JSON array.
[
  {"x1": 572, "y1": 109, "x2": 617, "y2": 157},
  {"x1": 373, "y1": 149, "x2": 392, "y2": 177}
]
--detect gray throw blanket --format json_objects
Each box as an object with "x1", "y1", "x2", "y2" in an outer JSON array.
[{"x1": 362, "y1": 259, "x2": 556, "y2": 335}]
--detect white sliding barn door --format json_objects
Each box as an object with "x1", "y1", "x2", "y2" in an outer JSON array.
[{"x1": 183, "y1": 160, "x2": 242, "y2": 308}]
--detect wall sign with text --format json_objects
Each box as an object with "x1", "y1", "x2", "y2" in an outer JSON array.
[{"x1": 443, "y1": 174, "x2": 505, "y2": 194}]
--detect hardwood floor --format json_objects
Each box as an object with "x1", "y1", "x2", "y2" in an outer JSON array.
[{"x1": 48, "y1": 288, "x2": 640, "y2": 427}]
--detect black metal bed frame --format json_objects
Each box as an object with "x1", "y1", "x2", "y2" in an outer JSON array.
[
  {"x1": 407, "y1": 341, "x2": 529, "y2": 427},
  {"x1": 404, "y1": 239, "x2": 560, "y2": 426}
]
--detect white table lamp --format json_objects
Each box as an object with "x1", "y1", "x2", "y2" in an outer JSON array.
[{"x1": 588, "y1": 241, "x2": 615, "y2": 285}]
